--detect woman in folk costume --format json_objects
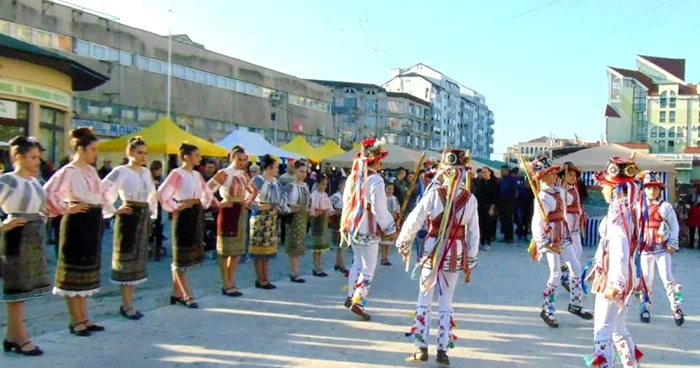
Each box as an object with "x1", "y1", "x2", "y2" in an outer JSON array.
[
  {"x1": 309, "y1": 173, "x2": 333, "y2": 276},
  {"x1": 157, "y1": 143, "x2": 215, "y2": 309},
  {"x1": 284, "y1": 159, "x2": 311, "y2": 283},
  {"x1": 44, "y1": 127, "x2": 112, "y2": 336},
  {"x1": 396, "y1": 149, "x2": 479, "y2": 366},
  {"x1": 528, "y1": 156, "x2": 592, "y2": 329},
  {"x1": 329, "y1": 177, "x2": 348, "y2": 274},
  {"x1": 586, "y1": 157, "x2": 644, "y2": 368},
  {"x1": 207, "y1": 145, "x2": 252, "y2": 297},
  {"x1": 380, "y1": 181, "x2": 401, "y2": 266},
  {"x1": 102, "y1": 137, "x2": 158, "y2": 320},
  {"x1": 340, "y1": 138, "x2": 397, "y2": 321},
  {"x1": 637, "y1": 170, "x2": 684, "y2": 326},
  {"x1": 558, "y1": 162, "x2": 587, "y2": 292},
  {"x1": 249, "y1": 154, "x2": 286, "y2": 289},
  {"x1": 1, "y1": 137, "x2": 50, "y2": 356}
]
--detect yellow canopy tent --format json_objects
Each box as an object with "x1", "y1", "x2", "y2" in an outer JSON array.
[
  {"x1": 352, "y1": 142, "x2": 361, "y2": 151},
  {"x1": 317, "y1": 140, "x2": 346, "y2": 160},
  {"x1": 97, "y1": 117, "x2": 229, "y2": 157},
  {"x1": 281, "y1": 136, "x2": 322, "y2": 162}
]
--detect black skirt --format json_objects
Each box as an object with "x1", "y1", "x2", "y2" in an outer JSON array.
[
  {"x1": 172, "y1": 203, "x2": 204, "y2": 271},
  {"x1": 111, "y1": 201, "x2": 150, "y2": 284},
  {"x1": 1, "y1": 215, "x2": 51, "y2": 302},
  {"x1": 55, "y1": 205, "x2": 104, "y2": 296}
]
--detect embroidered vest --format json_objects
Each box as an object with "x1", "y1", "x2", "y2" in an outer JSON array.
[
  {"x1": 365, "y1": 172, "x2": 383, "y2": 236},
  {"x1": 642, "y1": 203, "x2": 666, "y2": 252},
  {"x1": 424, "y1": 187, "x2": 471, "y2": 271},
  {"x1": 545, "y1": 190, "x2": 565, "y2": 243},
  {"x1": 566, "y1": 186, "x2": 581, "y2": 214}
]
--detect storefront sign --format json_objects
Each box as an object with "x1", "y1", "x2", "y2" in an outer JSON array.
[
  {"x1": 72, "y1": 119, "x2": 142, "y2": 137},
  {"x1": 0, "y1": 80, "x2": 71, "y2": 108},
  {"x1": 0, "y1": 99, "x2": 17, "y2": 119},
  {"x1": 652, "y1": 153, "x2": 695, "y2": 161}
]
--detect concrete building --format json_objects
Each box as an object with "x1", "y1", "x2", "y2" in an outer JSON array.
[
  {"x1": 605, "y1": 55, "x2": 700, "y2": 154},
  {"x1": 502, "y1": 136, "x2": 595, "y2": 165},
  {"x1": 306, "y1": 80, "x2": 431, "y2": 151},
  {"x1": 382, "y1": 63, "x2": 494, "y2": 157},
  {"x1": 0, "y1": 0, "x2": 333, "y2": 162}
]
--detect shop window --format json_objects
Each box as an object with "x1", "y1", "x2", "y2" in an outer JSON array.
[
  {"x1": 39, "y1": 107, "x2": 65, "y2": 164},
  {"x1": 0, "y1": 100, "x2": 29, "y2": 144}
]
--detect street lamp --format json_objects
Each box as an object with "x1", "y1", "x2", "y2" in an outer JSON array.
[{"x1": 268, "y1": 92, "x2": 285, "y2": 145}]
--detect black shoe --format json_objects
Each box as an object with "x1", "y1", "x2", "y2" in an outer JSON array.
[
  {"x1": 561, "y1": 280, "x2": 571, "y2": 293},
  {"x1": 540, "y1": 310, "x2": 559, "y2": 328},
  {"x1": 290, "y1": 274, "x2": 306, "y2": 283},
  {"x1": 120, "y1": 306, "x2": 143, "y2": 320},
  {"x1": 222, "y1": 287, "x2": 243, "y2": 297},
  {"x1": 255, "y1": 280, "x2": 263, "y2": 289},
  {"x1": 170, "y1": 295, "x2": 186, "y2": 305},
  {"x1": 674, "y1": 308, "x2": 685, "y2": 326},
  {"x1": 312, "y1": 269, "x2": 328, "y2": 277},
  {"x1": 334, "y1": 265, "x2": 348, "y2": 273},
  {"x1": 436, "y1": 350, "x2": 450, "y2": 365},
  {"x1": 380, "y1": 259, "x2": 392, "y2": 266},
  {"x1": 84, "y1": 320, "x2": 105, "y2": 332},
  {"x1": 568, "y1": 304, "x2": 593, "y2": 320},
  {"x1": 3, "y1": 340, "x2": 43, "y2": 356},
  {"x1": 640, "y1": 309, "x2": 651, "y2": 323},
  {"x1": 68, "y1": 322, "x2": 92, "y2": 337},
  {"x1": 406, "y1": 347, "x2": 429, "y2": 363},
  {"x1": 344, "y1": 297, "x2": 352, "y2": 309},
  {"x1": 183, "y1": 297, "x2": 199, "y2": 309}
]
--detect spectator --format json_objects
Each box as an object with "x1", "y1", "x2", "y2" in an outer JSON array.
[
  {"x1": 499, "y1": 165, "x2": 517, "y2": 243},
  {"x1": 97, "y1": 159, "x2": 112, "y2": 179},
  {"x1": 512, "y1": 168, "x2": 527, "y2": 241},
  {"x1": 687, "y1": 185, "x2": 700, "y2": 249},
  {"x1": 475, "y1": 168, "x2": 499, "y2": 250},
  {"x1": 202, "y1": 159, "x2": 217, "y2": 182},
  {"x1": 249, "y1": 164, "x2": 260, "y2": 177},
  {"x1": 392, "y1": 167, "x2": 409, "y2": 207}
]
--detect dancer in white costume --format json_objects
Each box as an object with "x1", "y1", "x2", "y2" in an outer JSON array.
[
  {"x1": 340, "y1": 138, "x2": 397, "y2": 321},
  {"x1": 396, "y1": 149, "x2": 478, "y2": 366},
  {"x1": 586, "y1": 156, "x2": 644, "y2": 368},
  {"x1": 527, "y1": 157, "x2": 593, "y2": 328},
  {"x1": 637, "y1": 170, "x2": 684, "y2": 326},
  {"x1": 558, "y1": 162, "x2": 586, "y2": 292}
]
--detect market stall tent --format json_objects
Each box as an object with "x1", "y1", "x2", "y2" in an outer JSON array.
[
  {"x1": 98, "y1": 117, "x2": 229, "y2": 157},
  {"x1": 216, "y1": 130, "x2": 302, "y2": 161},
  {"x1": 324, "y1": 143, "x2": 422, "y2": 169},
  {"x1": 316, "y1": 140, "x2": 346, "y2": 160},
  {"x1": 553, "y1": 143, "x2": 675, "y2": 172},
  {"x1": 281, "y1": 136, "x2": 322, "y2": 162}
]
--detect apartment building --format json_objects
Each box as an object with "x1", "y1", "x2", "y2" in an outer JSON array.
[
  {"x1": 382, "y1": 63, "x2": 495, "y2": 157},
  {"x1": 502, "y1": 136, "x2": 592, "y2": 165},
  {"x1": 307, "y1": 80, "x2": 431, "y2": 151},
  {"x1": 0, "y1": 0, "x2": 333, "y2": 162},
  {"x1": 605, "y1": 55, "x2": 700, "y2": 154}
]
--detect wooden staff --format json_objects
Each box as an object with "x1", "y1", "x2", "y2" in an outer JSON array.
[
  {"x1": 465, "y1": 149, "x2": 472, "y2": 191},
  {"x1": 403, "y1": 152, "x2": 427, "y2": 272}
]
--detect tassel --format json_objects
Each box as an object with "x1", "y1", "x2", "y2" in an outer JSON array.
[
  {"x1": 580, "y1": 258, "x2": 595, "y2": 294},
  {"x1": 448, "y1": 341, "x2": 455, "y2": 349},
  {"x1": 584, "y1": 354, "x2": 607, "y2": 367},
  {"x1": 675, "y1": 291, "x2": 684, "y2": 303},
  {"x1": 635, "y1": 347, "x2": 644, "y2": 361}
]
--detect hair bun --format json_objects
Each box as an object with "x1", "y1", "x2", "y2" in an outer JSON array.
[
  {"x1": 71, "y1": 127, "x2": 94, "y2": 139},
  {"x1": 129, "y1": 136, "x2": 144, "y2": 143},
  {"x1": 8, "y1": 136, "x2": 29, "y2": 146}
]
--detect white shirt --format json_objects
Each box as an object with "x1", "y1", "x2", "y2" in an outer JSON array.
[
  {"x1": 207, "y1": 166, "x2": 249, "y2": 202},
  {"x1": 285, "y1": 182, "x2": 310, "y2": 213},
  {"x1": 44, "y1": 163, "x2": 103, "y2": 217},
  {"x1": 102, "y1": 165, "x2": 158, "y2": 219},
  {"x1": 157, "y1": 168, "x2": 214, "y2": 213},
  {"x1": 0, "y1": 173, "x2": 45, "y2": 214},
  {"x1": 531, "y1": 183, "x2": 573, "y2": 253},
  {"x1": 341, "y1": 172, "x2": 396, "y2": 239}
]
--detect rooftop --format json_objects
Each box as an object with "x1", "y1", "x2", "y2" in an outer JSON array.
[
  {"x1": 386, "y1": 92, "x2": 430, "y2": 106},
  {"x1": 605, "y1": 104, "x2": 621, "y2": 118},
  {"x1": 638, "y1": 55, "x2": 686, "y2": 81},
  {"x1": 305, "y1": 79, "x2": 385, "y2": 91}
]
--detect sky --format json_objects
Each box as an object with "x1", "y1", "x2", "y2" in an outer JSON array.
[{"x1": 59, "y1": 0, "x2": 700, "y2": 158}]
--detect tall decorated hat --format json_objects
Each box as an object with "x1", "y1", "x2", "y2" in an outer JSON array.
[
  {"x1": 593, "y1": 156, "x2": 640, "y2": 186},
  {"x1": 440, "y1": 148, "x2": 470, "y2": 169},
  {"x1": 638, "y1": 170, "x2": 665, "y2": 189},
  {"x1": 356, "y1": 138, "x2": 388, "y2": 163},
  {"x1": 530, "y1": 156, "x2": 560, "y2": 180}
]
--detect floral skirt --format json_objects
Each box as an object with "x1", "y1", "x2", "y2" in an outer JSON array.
[
  {"x1": 217, "y1": 203, "x2": 248, "y2": 257},
  {"x1": 112, "y1": 201, "x2": 150, "y2": 284},
  {"x1": 309, "y1": 214, "x2": 330, "y2": 252},
  {"x1": 285, "y1": 210, "x2": 309, "y2": 256},
  {"x1": 249, "y1": 209, "x2": 279, "y2": 260},
  {"x1": 1, "y1": 214, "x2": 50, "y2": 302},
  {"x1": 55, "y1": 205, "x2": 103, "y2": 297}
]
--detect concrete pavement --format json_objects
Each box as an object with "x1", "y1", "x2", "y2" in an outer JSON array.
[{"x1": 2, "y1": 243, "x2": 699, "y2": 367}]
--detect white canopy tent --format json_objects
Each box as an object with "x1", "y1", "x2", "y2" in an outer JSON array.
[
  {"x1": 216, "y1": 130, "x2": 302, "y2": 160},
  {"x1": 323, "y1": 143, "x2": 422, "y2": 169}
]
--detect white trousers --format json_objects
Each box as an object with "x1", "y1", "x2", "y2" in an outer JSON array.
[
  {"x1": 560, "y1": 232, "x2": 583, "y2": 281},
  {"x1": 543, "y1": 244, "x2": 583, "y2": 312},
  {"x1": 346, "y1": 241, "x2": 379, "y2": 305},
  {"x1": 640, "y1": 251, "x2": 683, "y2": 311},
  {"x1": 409, "y1": 267, "x2": 460, "y2": 351},
  {"x1": 592, "y1": 294, "x2": 640, "y2": 367}
]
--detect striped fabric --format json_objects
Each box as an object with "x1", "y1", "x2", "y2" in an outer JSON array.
[
  {"x1": 582, "y1": 217, "x2": 602, "y2": 247},
  {"x1": 580, "y1": 171, "x2": 667, "y2": 201}
]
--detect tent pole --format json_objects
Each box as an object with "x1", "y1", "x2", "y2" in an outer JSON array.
[{"x1": 166, "y1": 1, "x2": 173, "y2": 119}]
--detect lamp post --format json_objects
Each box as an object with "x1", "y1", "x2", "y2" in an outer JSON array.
[{"x1": 268, "y1": 92, "x2": 283, "y2": 145}]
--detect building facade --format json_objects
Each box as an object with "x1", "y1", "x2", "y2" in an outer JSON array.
[
  {"x1": 502, "y1": 136, "x2": 593, "y2": 165},
  {"x1": 605, "y1": 55, "x2": 700, "y2": 154},
  {"x1": 307, "y1": 80, "x2": 431, "y2": 151},
  {"x1": 382, "y1": 63, "x2": 494, "y2": 157},
  {"x1": 1, "y1": 0, "x2": 334, "y2": 161}
]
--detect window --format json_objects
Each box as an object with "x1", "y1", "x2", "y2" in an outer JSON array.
[
  {"x1": 344, "y1": 98, "x2": 357, "y2": 109},
  {"x1": 236, "y1": 81, "x2": 247, "y2": 93},
  {"x1": 650, "y1": 127, "x2": 658, "y2": 138},
  {"x1": 677, "y1": 127, "x2": 684, "y2": 138},
  {"x1": 119, "y1": 51, "x2": 133, "y2": 66},
  {"x1": 74, "y1": 39, "x2": 90, "y2": 55},
  {"x1": 659, "y1": 127, "x2": 667, "y2": 138},
  {"x1": 217, "y1": 77, "x2": 228, "y2": 88},
  {"x1": 39, "y1": 107, "x2": 65, "y2": 163},
  {"x1": 623, "y1": 79, "x2": 634, "y2": 87},
  {"x1": 271, "y1": 113, "x2": 276, "y2": 121},
  {"x1": 173, "y1": 65, "x2": 186, "y2": 79},
  {"x1": 138, "y1": 108, "x2": 157, "y2": 122},
  {"x1": 610, "y1": 76, "x2": 621, "y2": 99},
  {"x1": 121, "y1": 106, "x2": 136, "y2": 121},
  {"x1": 660, "y1": 91, "x2": 667, "y2": 108},
  {"x1": 658, "y1": 140, "x2": 666, "y2": 153},
  {"x1": 669, "y1": 127, "x2": 676, "y2": 138},
  {"x1": 227, "y1": 79, "x2": 237, "y2": 91},
  {"x1": 670, "y1": 91, "x2": 677, "y2": 108},
  {"x1": 105, "y1": 47, "x2": 119, "y2": 62},
  {"x1": 196, "y1": 71, "x2": 207, "y2": 83},
  {"x1": 0, "y1": 100, "x2": 30, "y2": 149},
  {"x1": 136, "y1": 55, "x2": 148, "y2": 69},
  {"x1": 364, "y1": 99, "x2": 378, "y2": 113},
  {"x1": 670, "y1": 111, "x2": 676, "y2": 123},
  {"x1": 668, "y1": 140, "x2": 675, "y2": 152},
  {"x1": 660, "y1": 111, "x2": 666, "y2": 123},
  {"x1": 207, "y1": 73, "x2": 218, "y2": 87},
  {"x1": 90, "y1": 44, "x2": 106, "y2": 60},
  {"x1": 148, "y1": 58, "x2": 164, "y2": 74},
  {"x1": 633, "y1": 86, "x2": 647, "y2": 111},
  {"x1": 185, "y1": 68, "x2": 197, "y2": 82}
]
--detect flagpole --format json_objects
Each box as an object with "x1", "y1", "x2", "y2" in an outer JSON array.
[{"x1": 166, "y1": 2, "x2": 173, "y2": 118}]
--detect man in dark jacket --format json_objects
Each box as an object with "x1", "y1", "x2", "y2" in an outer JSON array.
[
  {"x1": 475, "y1": 168, "x2": 499, "y2": 250},
  {"x1": 498, "y1": 165, "x2": 517, "y2": 243}
]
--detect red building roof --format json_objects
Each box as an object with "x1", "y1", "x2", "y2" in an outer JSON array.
[
  {"x1": 609, "y1": 67, "x2": 654, "y2": 90},
  {"x1": 638, "y1": 55, "x2": 686, "y2": 81},
  {"x1": 605, "y1": 104, "x2": 621, "y2": 118},
  {"x1": 683, "y1": 147, "x2": 700, "y2": 154}
]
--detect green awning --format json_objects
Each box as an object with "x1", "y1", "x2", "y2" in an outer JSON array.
[{"x1": 0, "y1": 33, "x2": 109, "y2": 91}]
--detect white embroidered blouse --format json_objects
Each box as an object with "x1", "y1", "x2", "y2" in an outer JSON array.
[
  {"x1": 207, "y1": 166, "x2": 250, "y2": 203},
  {"x1": 310, "y1": 190, "x2": 333, "y2": 216},
  {"x1": 531, "y1": 183, "x2": 574, "y2": 253},
  {"x1": 341, "y1": 172, "x2": 396, "y2": 238},
  {"x1": 44, "y1": 163, "x2": 104, "y2": 217},
  {"x1": 102, "y1": 165, "x2": 158, "y2": 219},
  {"x1": 0, "y1": 173, "x2": 45, "y2": 215},
  {"x1": 285, "y1": 182, "x2": 311, "y2": 213},
  {"x1": 157, "y1": 168, "x2": 214, "y2": 213}
]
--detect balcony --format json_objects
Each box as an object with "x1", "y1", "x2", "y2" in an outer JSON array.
[
  {"x1": 488, "y1": 136, "x2": 494, "y2": 144},
  {"x1": 488, "y1": 117, "x2": 495, "y2": 126}
]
